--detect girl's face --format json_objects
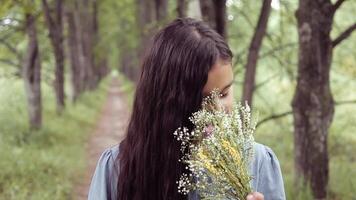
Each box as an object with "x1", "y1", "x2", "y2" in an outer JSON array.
[{"x1": 203, "y1": 59, "x2": 234, "y2": 113}]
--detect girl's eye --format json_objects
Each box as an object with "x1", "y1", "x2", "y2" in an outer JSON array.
[{"x1": 220, "y1": 92, "x2": 228, "y2": 98}]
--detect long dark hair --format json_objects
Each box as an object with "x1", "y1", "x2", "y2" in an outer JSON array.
[{"x1": 117, "y1": 18, "x2": 232, "y2": 200}]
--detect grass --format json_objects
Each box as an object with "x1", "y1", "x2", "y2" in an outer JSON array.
[{"x1": 0, "y1": 76, "x2": 109, "y2": 200}]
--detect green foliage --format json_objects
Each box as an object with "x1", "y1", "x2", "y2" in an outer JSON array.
[
  {"x1": 97, "y1": 0, "x2": 139, "y2": 68},
  {"x1": 0, "y1": 1, "x2": 15, "y2": 18},
  {"x1": 0, "y1": 77, "x2": 109, "y2": 200}
]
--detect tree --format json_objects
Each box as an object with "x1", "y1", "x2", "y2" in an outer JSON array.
[
  {"x1": 292, "y1": 0, "x2": 356, "y2": 198},
  {"x1": 42, "y1": 0, "x2": 65, "y2": 113},
  {"x1": 77, "y1": 0, "x2": 98, "y2": 90},
  {"x1": 155, "y1": 0, "x2": 168, "y2": 21},
  {"x1": 127, "y1": 0, "x2": 168, "y2": 81},
  {"x1": 199, "y1": 0, "x2": 227, "y2": 39},
  {"x1": 241, "y1": 0, "x2": 272, "y2": 106},
  {"x1": 23, "y1": 11, "x2": 42, "y2": 129},
  {"x1": 177, "y1": 0, "x2": 187, "y2": 18},
  {"x1": 64, "y1": 0, "x2": 104, "y2": 101},
  {"x1": 65, "y1": 1, "x2": 84, "y2": 101},
  {"x1": 91, "y1": 0, "x2": 109, "y2": 85}
]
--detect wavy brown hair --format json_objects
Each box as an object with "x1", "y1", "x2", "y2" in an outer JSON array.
[{"x1": 117, "y1": 18, "x2": 232, "y2": 200}]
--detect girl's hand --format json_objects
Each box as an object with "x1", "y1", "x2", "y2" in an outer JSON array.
[{"x1": 246, "y1": 192, "x2": 264, "y2": 200}]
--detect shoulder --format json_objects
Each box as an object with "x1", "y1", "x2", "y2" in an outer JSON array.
[
  {"x1": 95, "y1": 144, "x2": 120, "y2": 174},
  {"x1": 250, "y1": 142, "x2": 286, "y2": 200},
  {"x1": 88, "y1": 144, "x2": 121, "y2": 200},
  {"x1": 253, "y1": 142, "x2": 279, "y2": 167},
  {"x1": 106, "y1": 144, "x2": 120, "y2": 161}
]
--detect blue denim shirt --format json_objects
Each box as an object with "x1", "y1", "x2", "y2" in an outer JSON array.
[{"x1": 88, "y1": 142, "x2": 286, "y2": 200}]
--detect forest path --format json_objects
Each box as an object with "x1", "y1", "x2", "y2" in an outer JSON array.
[{"x1": 73, "y1": 77, "x2": 129, "y2": 200}]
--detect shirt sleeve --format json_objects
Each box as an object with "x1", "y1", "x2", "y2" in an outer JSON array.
[
  {"x1": 255, "y1": 144, "x2": 286, "y2": 200},
  {"x1": 88, "y1": 146, "x2": 119, "y2": 200}
]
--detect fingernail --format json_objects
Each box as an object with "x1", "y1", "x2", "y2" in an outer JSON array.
[{"x1": 247, "y1": 194, "x2": 253, "y2": 200}]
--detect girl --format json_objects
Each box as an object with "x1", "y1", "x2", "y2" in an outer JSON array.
[{"x1": 88, "y1": 18, "x2": 285, "y2": 200}]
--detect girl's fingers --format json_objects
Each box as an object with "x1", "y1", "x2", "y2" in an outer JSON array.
[{"x1": 247, "y1": 192, "x2": 264, "y2": 200}]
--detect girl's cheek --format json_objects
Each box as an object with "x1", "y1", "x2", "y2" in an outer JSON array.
[{"x1": 221, "y1": 93, "x2": 234, "y2": 113}]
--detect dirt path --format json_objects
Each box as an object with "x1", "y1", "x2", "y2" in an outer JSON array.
[{"x1": 74, "y1": 77, "x2": 130, "y2": 200}]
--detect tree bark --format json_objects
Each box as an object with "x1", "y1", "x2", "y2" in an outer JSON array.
[
  {"x1": 73, "y1": 1, "x2": 87, "y2": 93},
  {"x1": 199, "y1": 0, "x2": 227, "y2": 39},
  {"x1": 42, "y1": 0, "x2": 65, "y2": 113},
  {"x1": 79, "y1": 0, "x2": 96, "y2": 90},
  {"x1": 133, "y1": 0, "x2": 168, "y2": 82},
  {"x1": 177, "y1": 0, "x2": 187, "y2": 18},
  {"x1": 241, "y1": 0, "x2": 272, "y2": 106},
  {"x1": 213, "y1": 0, "x2": 227, "y2": 39},
  {"x1": 199, "y1": 0, "x2": 216, "y2": 30},
  {"x1": 23, "y1": 13, "x2": 42, "y2": 129},
  {"x1": 65, "y1": 0, "x2": 102, "y2": 100},
  {"x1": 91, "y1": 0, "x2": 102, "y2": 87},
  {"x1": 65, "y1": 2, "x2": 82, "y2": 102},
  {"x1": 292, "y1": 0, "x2": 336, "y2": 198},
  {"x1": 120, "y1": 51, "x2": 137, "y2": 81},
  {"x1": 155, "y1": 0, "x2": 168, "y2": 21}
]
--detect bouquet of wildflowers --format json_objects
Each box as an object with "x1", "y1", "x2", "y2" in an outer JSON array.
[{"x1": 174, "y1": 90, "x2": 257, "y2": 200}]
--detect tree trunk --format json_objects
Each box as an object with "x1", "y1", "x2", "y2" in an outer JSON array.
[
  {"x1": 73, "y1": 1, "x2": 87, "y2": 93},
  {"x1": 42, "y1": 0, "x2": 65, "y2": 113},
  {"x1": 199, "y1": 0, "x2": 216, "y2": 29},
  {"x1": 213, "y1": 0, "x2": 227, "y2": 39},
  {"x1": 137, "y1": 0, "x2": 155, "y2": 30},
  {"x1": 241, "y1": 0, "x2": 272, "y2": 106},
  {"x1": 292, "y1": 0, "x2": 335, "y2": 198},
  {"x1": 23, "y1": 13, "x2": 42, "y2": 129},
  {"x1": 155, "y1": 0, "x2": 168, "y2": 21},
  {"x1": 177, "y1": 0, "x2": 187, "y2": 18},
  {"x1": 79, "y1": 0, "x2": 96, "y2": 90},
  {"x1": 120, "y1": 51, "x2": 136, "y2": 81},
  {"x1": 98, "y1": 57, "x2": 109, "y2": 80},
  {"x1": 65, "y1": 2, "x2": 82, "y2": 102},
  {"x1": 91, "y1": 0, "x2": 101, "y2": 87},
  {"x1": 133, "y1": 0, "x2": 168, "y2": 82},
  {"x1": 199, "y1": 0, "x2": 227, "y2": 39}
]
